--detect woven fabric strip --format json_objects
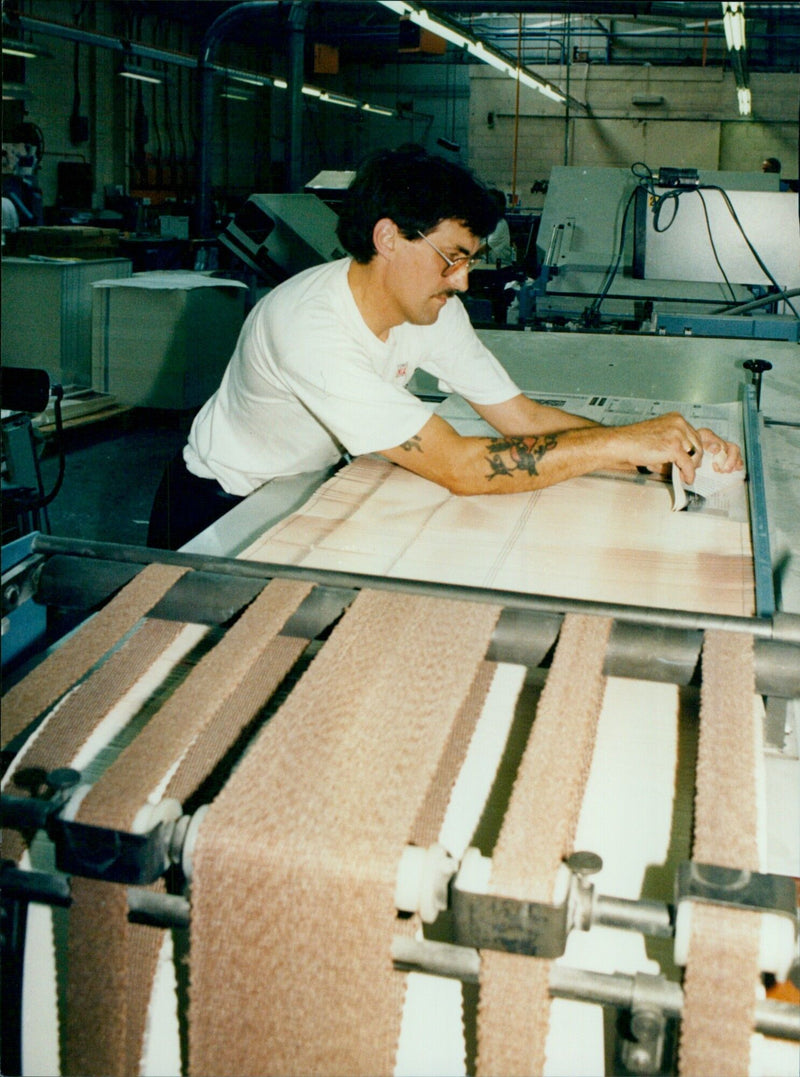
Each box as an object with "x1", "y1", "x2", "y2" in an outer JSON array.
[
  {"x1": 678, "y1": 629, "x2": 761, "y2": 1077},
  {"x1": 2, "y1": 563, "x2": 188, "y2": 745},
  {"x1": 2, "y1": 617, "x2": 188, "y2": 865},
  {"x1": 75, "y1": 578, "x2": 312, "y2": 830},
  {"x1": 63, "y1": 578, "x2": 312, "y2": 1077},
  {"x1": 477, "y1": 613, "x2": 612, "y2": 1077},
  {"x1": 188, "y1": 588, "x2": 501, "y2": 1077}
]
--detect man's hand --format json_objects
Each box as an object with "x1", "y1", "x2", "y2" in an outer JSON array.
[
  {"x1": 697, "y1": 427, "x2": 744, "y2": 472},
  {"x1": 609, "y1": 411, "x2": 703, "y2": 483}
]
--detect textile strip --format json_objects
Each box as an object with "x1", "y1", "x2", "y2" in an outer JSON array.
[
  {"x1": 62, "y1": 578, "x2": 312, "y2": 1076},
  {"x1": 679, "y1": 629, "x2": 761, "y2": 1077},
  {"x1": 2, "y1": 563, "x2": 188, "y2": 745},
  {"x1": 2, "y1": 618, "x2": 189, "y2": 865},
  {"x1": 188, "y1": 588, "x2": 501, "y2": 1077},
  {"x1": 476, "y1": 613, "x2": 612, "y2": 1077}
]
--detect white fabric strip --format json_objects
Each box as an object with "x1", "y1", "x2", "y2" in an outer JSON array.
[{"x1": 395, "y1": 662, "x2": 527, "y2": 1076}]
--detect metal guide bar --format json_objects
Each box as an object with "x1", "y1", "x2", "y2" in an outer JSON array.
[
  {"x1": 391, "y1": 937, "x2": 800, "y2": 1043},
  {"x1": 743, "y1": 383, "x2": 776, "y2": 619},
  {"x1": 1, "y1": 865, "x2": 797, "y2": 1043},
  {"x1": 11, "y1": 537, "x2": 799, "y2": 700},
  {"x1": 26, "y1": 534, "x2": 800, "y2": 641}
]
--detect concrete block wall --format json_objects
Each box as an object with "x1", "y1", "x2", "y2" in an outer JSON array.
[{"x1": 469, "y1": 65, "x2": 799, "y2": 207}]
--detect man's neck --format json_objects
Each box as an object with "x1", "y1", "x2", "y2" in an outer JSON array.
[{"x1": 347, "y1": 259, "x2": 402, "y2": 342}]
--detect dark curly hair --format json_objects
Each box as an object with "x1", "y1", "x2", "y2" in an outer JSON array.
[{"x1": 336, "y1": 144, "x2": 499, "y2": 263}]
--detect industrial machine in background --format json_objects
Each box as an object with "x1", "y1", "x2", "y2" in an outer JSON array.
[
  {"x1": 218, "y1": 192, "x2": 346, "y2": 284},
  {"x1": 521, "y1": 164, "x2": 799, "y2": 341},
  {"x1": 0, "y1": 367, "x2": 64, "y2": 544}
]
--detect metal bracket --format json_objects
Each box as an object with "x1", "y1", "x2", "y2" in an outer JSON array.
[
  {"x1": 452, "y1": 886, "x2": 570, "y2": 958},
  {"x1": 618, "y1": 973, "x2": 673, "y2": 1075},
  {"x1": 676, "y1": 861, "x2": 797, "y2": 918},
  {"x1": 1, "y1": 552, "x2": 45, "y2": 618},
  {"x1": 450, "y1": 849, "x2": 602, "y2": 959},
  {"x1": 50, "y1": 817, "x2": 174, "y2": 885},
  {"x1": 1, "y1": 770, "x2": 191, "y2": 886},
  {"x1": 674, "y1": 861, "x2": 798, "y2": 980}
]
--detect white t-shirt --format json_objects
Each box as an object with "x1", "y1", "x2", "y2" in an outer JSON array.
[{"x1": 186, "y1": 258, "x2": 519, "y2": 495}]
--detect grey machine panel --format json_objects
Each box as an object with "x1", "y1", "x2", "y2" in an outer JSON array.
[{"x1": 220, "y1": 193, "x2": 346, "y2": 281}]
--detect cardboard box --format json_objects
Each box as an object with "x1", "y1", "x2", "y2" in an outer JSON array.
[
  {"x1": 2, "y1": 256, "x2": 133, "y2": 387},
  {"x1": 92, "y1": 272, "x2": 247, "y2": 409}
]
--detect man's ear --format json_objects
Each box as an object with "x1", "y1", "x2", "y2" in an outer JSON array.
[{"x1": 373, "y1": 217, "x2": 398, "y2": 260}]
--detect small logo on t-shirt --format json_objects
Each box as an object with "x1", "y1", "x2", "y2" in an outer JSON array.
[{"x1": 396, "y1": 364, "x2": 408, "y2": 380}]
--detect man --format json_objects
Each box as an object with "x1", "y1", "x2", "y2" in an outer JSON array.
[
  {"x1": 485, "y1": 188, "x2": 516, "y2": 266},
  {"x1": 148, "y1": 144, "x2": 742, "y2": 550}
]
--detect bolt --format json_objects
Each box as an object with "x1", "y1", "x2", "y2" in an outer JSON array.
[
  {"x1": 566, "y1": 850, "x2": 603, "y2": 878},
  {"x1": 3, "y1": 583, "x2": 20, "y2": 609},
  {"x1": 743, "y1": 359, "x2": 773, "y2": 410},
  {"x1": 626, "y1": 1045, "x2": 654, "y2": 1073},
  {"x1": 631, "y1": 1009, "x2": 662, "y2": 1042}
]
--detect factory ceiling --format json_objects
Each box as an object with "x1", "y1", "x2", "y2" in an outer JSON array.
[{"x1": 104, "y1": 1, "x2": 800, "y2": 72}]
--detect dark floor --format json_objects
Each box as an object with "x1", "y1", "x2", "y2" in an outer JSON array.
[{"x1": 33, "y1": 408, "x2": 195, "y2": 547}]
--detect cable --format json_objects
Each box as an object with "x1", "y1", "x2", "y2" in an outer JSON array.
[
  {"x1": 700, "y1": 184, "x2": 800, "y2": 318},
  {"x1": 711, "y1": 286, "x2": 800, "y2": 316},
  {"x1": 581, "y1": 180, "x2": 639, "y2": 327},
  {"x1": 34, "y1": 385, "x2": 66, "y2": 511},
  {"x1": 696, "y1": 189, "x2": 737, "y2": 304},
  {"x1": 584, "y1": 162, "x2": 799, "y2": 324}
]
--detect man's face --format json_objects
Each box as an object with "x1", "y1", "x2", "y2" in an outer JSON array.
[{"x1": 390, "y1": 219, "x2": 483, "y2": 327}]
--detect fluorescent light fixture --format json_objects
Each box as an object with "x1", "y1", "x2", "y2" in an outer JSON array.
[
  {"x1": 412, "y1": 11, "x2": 471, "y2": 50},
  {"x1": 119, "y1": 63, "x2": 163, "y2": 85},
  {"x1": 379, "y1": 0, "x2": 569, "y2": 105},
  {"x1": 2, "y1": 82, "x2": 32, "y2": 101},
  {"x1": 2, "y1": 40, "x2": 51, "y2": 59},
  {"x1": 517, "y1": 71, "x2": 564, "y2": 101},
  {"x1": 362, "y1": 103, "x2": 395, "y2": 116},
  {"x1": 195, "y1": 62, "x2": 394, "y2": 117},
  {"x1": 320, "y1": 92, "x2": 358, "y2": 108},
  {"x1": 722, "y1": 2, "x2": 746, "y2": 51},
  {"x1": 231, "y1": 74, "x2": 267, "y2": 87},
  {"x1": 737, "y1": 86, "x2": 752, "y2": 115},
  {"x1": 465, "y1": 41, "x2": 508, "y2": 74}
]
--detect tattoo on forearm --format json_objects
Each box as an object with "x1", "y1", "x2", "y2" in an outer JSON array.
[
  {"x1": 400, "y1": 435, "x2": 423, "y2": 453},
  {"x1": 485, "y1": 434, "x2": 558, "y2": 480}
]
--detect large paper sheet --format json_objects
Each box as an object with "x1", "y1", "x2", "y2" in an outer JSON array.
[{"x1": 243, "y1": 400, "x2": 754, "y2": 616}]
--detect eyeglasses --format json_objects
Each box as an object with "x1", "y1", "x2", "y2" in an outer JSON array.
[{"x1": 416, "y1": 230, "x2": 485, "y2": 277}]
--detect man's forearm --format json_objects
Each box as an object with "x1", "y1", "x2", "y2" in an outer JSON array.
[
  {"x1": 388, "y1": 420, "x2": 616, "y2": 495},
  {"x1": 444, "y1": 425, "x2": 618, "y2": 494},
  {"x1": 381, "y1": 409, "x2": 741, "y2": 496}
]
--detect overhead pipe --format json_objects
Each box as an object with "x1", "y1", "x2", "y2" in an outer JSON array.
[
  {"x1": 10, "y1": 10, "x2": 197, "y2": 70},
  {"x1": 287, "y1": 2, "x2": 309, "y2": 196},
  {"x1": 197, "y1": 2, "x2": 287, "y2": 237}
]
